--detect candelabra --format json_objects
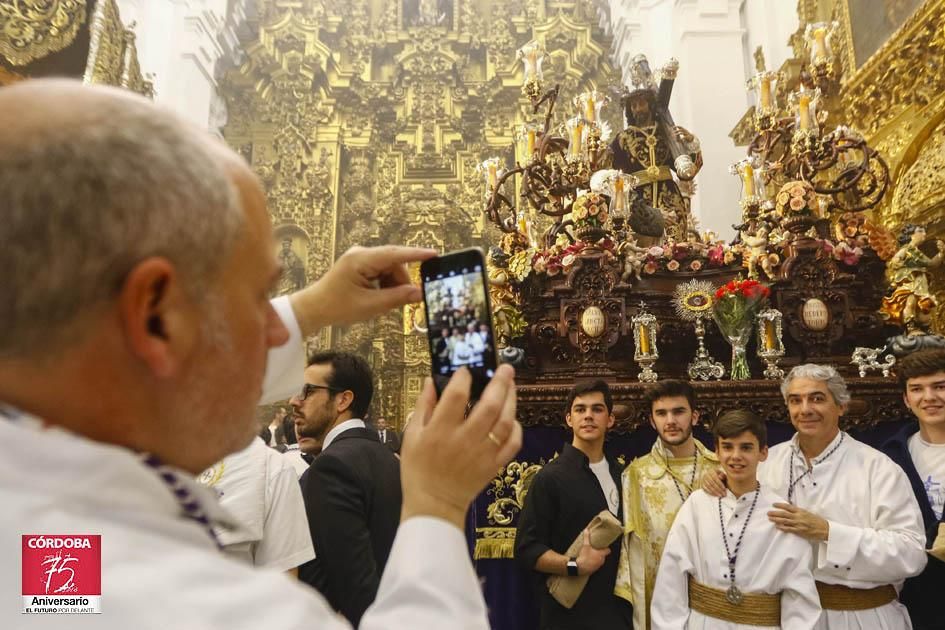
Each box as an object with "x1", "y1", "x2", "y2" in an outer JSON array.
[{"x1": 632, "y1": 303, "x2": 659, "y2": 382}]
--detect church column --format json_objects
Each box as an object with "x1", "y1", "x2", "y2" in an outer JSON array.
[{"x1": 115, "y1": 0, "x2": 250, "y2": 133}]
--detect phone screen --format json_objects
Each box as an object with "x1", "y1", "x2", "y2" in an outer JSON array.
[{"x1": 421, "y1": 249, "x2": 497, "y2": 400}]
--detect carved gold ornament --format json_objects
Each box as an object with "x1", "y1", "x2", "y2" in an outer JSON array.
[{"x1": 0, "y1": 0, "x2": 87, "y2": 66}]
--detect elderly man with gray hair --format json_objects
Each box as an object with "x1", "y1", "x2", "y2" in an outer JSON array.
[{"x1": 706, "y1": 364, "x2": 926, "y2": 629}]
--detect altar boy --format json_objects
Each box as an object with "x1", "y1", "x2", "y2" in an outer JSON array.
[{"x1": 651, "y1": 411, "x2": 821, "y2": 629}]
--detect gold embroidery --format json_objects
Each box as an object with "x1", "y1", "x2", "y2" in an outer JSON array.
[{"x1": 0, "y1": 0, "x2": 87, "y2": 67}]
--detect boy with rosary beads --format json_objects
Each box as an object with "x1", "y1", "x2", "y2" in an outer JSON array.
[
  {"x1": 615, "y1": 380, "x2": 720, "y2": 629},
  {"x1": 651, "y1": 410, "x2": 822, "y2": 629},
  {"x1": 704, "y1": 363, "x2": 927, "y2": 629}
]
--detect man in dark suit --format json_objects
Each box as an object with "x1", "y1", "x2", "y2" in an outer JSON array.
[
  {"x1": 291, "y1": 351, "x2": 402, "y2": 626},
  {"x1": 375, "y1": 417, "x2": 402, "y2": 453}
]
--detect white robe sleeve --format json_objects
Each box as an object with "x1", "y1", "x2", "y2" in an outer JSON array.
[
  {"x1": 260, "y1": 296, "x2": 306, "y2": 405},
  {"x1": 650, "y1": 497, "x2": 698, "y2": 630},
  {"x1": 778, "y1": 537, "x2": 822, "y2": 630},
  {"x1": 360, "y1": 516, "x2": 490, "y2": 630},
  {"x1": 817, "y1": 457, "x2": 927, "y2": 583}
]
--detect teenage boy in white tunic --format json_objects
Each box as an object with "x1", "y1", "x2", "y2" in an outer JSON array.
[{"x1": 652, "y1": 410, "x2": 821, "y2": 629}]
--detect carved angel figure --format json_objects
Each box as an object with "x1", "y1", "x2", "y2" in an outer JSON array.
[
  {"x1": 876, "y1": 223, "x2": 945, "y2": 335},
  {"x1": 740, "y1": 226, "x2": 776, "y2": 279},
  {"x1": 618, "y1": 236, "x2": 647, "y2": 283}
]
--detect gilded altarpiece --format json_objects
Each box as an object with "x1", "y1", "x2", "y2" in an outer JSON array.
[
  {"x1": 221, "y1": 0, "x2": 621, "y2": 423},
  {"x1": 743, "y1": 0, "x2": 945, "y2": 329}
]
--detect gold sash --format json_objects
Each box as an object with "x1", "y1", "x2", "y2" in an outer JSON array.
[
  {"x1": 815, "y1": 581, "x2": 897, "y2": 611},
  {"x1": 687, "y1": 575, "x2": 781, "y2": 626},
  {"x1": 689, "y1": 575, "x2": 781, "y2": 627}
]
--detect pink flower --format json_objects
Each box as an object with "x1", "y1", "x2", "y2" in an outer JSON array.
[
  {"x1": 708, "y1": 245, "x2": 724, "y2": 266},
  {"x1": 644, "y1": 261, "x2": 658, "y2": 274},
  {"x1": 667, "y1": 260, "x2": 680, "y2": 271},
  {"x1": 647, "y1": 246, "x2": 664, "y2": 258},
  {"x1": 561, "y1": 253, "x2": 576, "y2": 268},
  {"x1": 587, "y1": 203, "x2": 600, "y2": 216},
  {"x1": 789, "y1": 196, "x2": 806, "y2": 211},
  {"x1": 689, "y1": 259, "x2": 703, "y2": 271}
]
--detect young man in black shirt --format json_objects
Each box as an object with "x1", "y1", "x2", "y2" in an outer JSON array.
[
  {"x1": 515, "y1": 380, "x2": 632, "y2": 629},
  {"x1": 882, "y1": 349, "x2": 945, "y2": 630}
]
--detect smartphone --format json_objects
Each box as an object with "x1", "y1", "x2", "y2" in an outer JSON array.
[{"x1": 420, "y1": 248, "x2": 498, "y2": 401}]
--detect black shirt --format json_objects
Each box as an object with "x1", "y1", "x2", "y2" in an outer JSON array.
[{"x1": 514, "y1": 443, "x2": 632, "y2": 630}]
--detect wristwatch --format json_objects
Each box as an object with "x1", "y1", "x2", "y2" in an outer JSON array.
[{"x1": 566, "y1": 557, "x2": 579, "y2": 577}]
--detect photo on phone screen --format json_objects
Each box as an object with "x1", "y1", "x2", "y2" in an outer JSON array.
[{"x1": 420, "y1": 249, "x2": 497, "y2": 400}]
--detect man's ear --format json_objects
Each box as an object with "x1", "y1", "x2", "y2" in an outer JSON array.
[
  {"x1": 117, "y1": 258, "x2": 199, "y2": 378},
  {"x1": 335, "y1": 390, "x2": 355, "y2": 415},
  {"x1": 607, "y1": 413, "x2": 615, "y2": 430},
  {"x1": 565, "y1": 412, "x2": 574, "y2": 429},
  {"x1": 759, "y1": 445, "x2": 769, "y2": 462}
]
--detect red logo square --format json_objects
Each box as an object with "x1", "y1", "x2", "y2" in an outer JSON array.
[{"x1": 22, "y1": 535, "x2": 101, "y2": 614}]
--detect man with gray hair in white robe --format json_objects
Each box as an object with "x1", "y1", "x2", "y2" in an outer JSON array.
[{"x1": 706, "y1": 364, "x2": 927, "y2": 629}]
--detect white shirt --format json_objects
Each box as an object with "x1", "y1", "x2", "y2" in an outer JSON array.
[
  {"x1": 652, "y1": 487, "x2": 821, "y2": 630},
  {"x1": 589, "y1": 457, "x2": 619, "y2": 516},
  {"x1": 283, "y1": 444, "x2": 312, "y2": 478},
  {"x1": 908, "y1": 432, "x2": 945, "y2": 520},
  {"x1": 757, "y1": 432, "x2": 927, "y2": 629},
  {"x1": 199, "y1": 437, "x2": 314, "y2": 571},
  {"x1": 323, "y1": 418, "x2": 366, "y2": 451},
  {"x1": 0, "y1": 296, "x2": 489, "y2": 629}
]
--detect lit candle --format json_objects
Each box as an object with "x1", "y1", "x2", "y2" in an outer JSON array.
[
  {"x1": 527, "y1": 129, "x2": 536, "y2": 158},
  {"x1": 798, "y1": 94, "x2": 811, "y2": 130},
  {"x1": 759, "y1": 76, "x2": 772, "y2": 109},
  {"x1": 763, "y1": 319, "x2": 777, "y2": 351},
  {"x1": 570, "y1": 121, "x2": 584, "y2": 157},
  {"x1": 613, "y1": 176, "x2": 625, "y2": 212},
  {"x1": 585, "y1": 95, "x2": 596, "y2": 122},
  {"x1": 639, "y1": 324, "x2": 650, "y2": 355},
  {"x1": 742, "y1": 163, "x2": 755, "y2": 198},
  {"x1": 517, "y1": 212, "x2": 528, "y2": 235},
  {"x1": 488, "y1": 163, "x2": 497, "y2": 189},
  {"x1": 813, "y1": 27, "x2": 827, "y2": 61}
]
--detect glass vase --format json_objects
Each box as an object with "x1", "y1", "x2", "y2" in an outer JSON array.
[{"x1": 724, "y1": 327, "x2": 752, "y2": 380}]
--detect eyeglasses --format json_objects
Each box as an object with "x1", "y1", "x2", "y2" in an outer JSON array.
[{"x1": 298, "y1": 383, "x2": 341, "y2": 402}]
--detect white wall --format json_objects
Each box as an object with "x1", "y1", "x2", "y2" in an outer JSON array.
[
  {"x1": 601, "y1": 0, "x2": 797, "y2": 238},
  {"x1": 115, "y1": 0, "x2": 249, "y2": 134}
]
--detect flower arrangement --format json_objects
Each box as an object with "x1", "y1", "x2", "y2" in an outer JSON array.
[
  {"x1": 530, "y1": 237, "x2": 616, "y2": 277},
  {"x1": 775, "y1": 180, "x2": 818, "y2": 216},
  {"x1": 712, "y1": 278, "x2": 770, "y2": 380},
  {"x1": 571, "y1": 192, "x2": 610, "y2": 240}
]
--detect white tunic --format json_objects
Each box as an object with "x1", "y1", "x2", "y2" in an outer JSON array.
[
  {"x1": 0, "y1": 296, "x2": 490, "y2": 629},
  {"x1": 651, "y1": 487, "x2": 821, "y2": 630},
  {"x1": 199, "y1": 437, "x2": 315, "y2": 571},
  {"x1": 757, "y1": 432, "x2": 928, "y2": 630}
]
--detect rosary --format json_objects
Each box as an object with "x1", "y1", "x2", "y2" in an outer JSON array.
[
  {"x1": 668, "y1": 447, "x2": 699, "y2": 503},
  {"x1": 141, "y1": 453, "x2": 223, "y2": 549},
  {"x1": 717, "y1": 481, "x2": 761, "y2": 605},
  {"x1": 787, "y1": 433, "x2": 844, "y2": 503}
]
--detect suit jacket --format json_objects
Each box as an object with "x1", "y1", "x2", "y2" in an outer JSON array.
[
  {"x1": 377, "y1": 428, "x2": 402, "y2": 453},
  {"x1": 298, "y1": 428, "x2": 402, "y2": 626}
]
